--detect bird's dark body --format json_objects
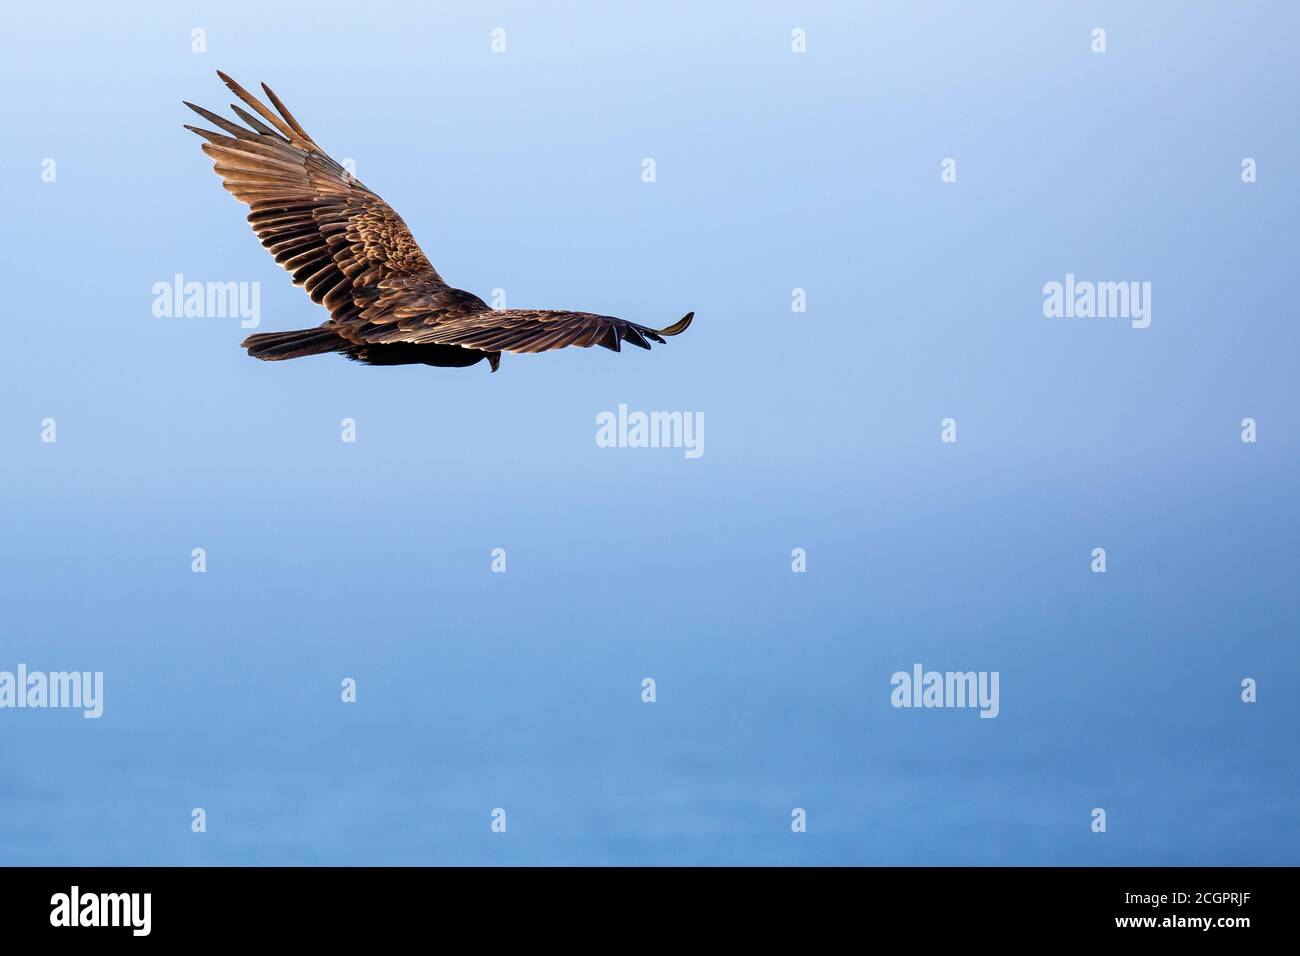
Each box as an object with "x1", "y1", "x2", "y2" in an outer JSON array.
[
  {"x1": 183, "y1": 72, "x2": 692, "y2": 373},
  {"x1": 346, "y1": 343, "x2": 498, "y2": 369},
  {"x1": 237, "y1": 326, "x2": 498, "y2": 368}
]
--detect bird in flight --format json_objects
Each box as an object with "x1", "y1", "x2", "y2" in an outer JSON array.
[{"x1": 183, "y1": 72, "x2": 693, "y2": 372}]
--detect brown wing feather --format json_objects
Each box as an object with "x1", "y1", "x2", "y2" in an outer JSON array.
[
  {"x1": 348, "y1": 309, "x2": 695, "y2": 355},
  {"x1": 184, "y1": 72, "x2": 458, "y2": 334},
  {"x1": 185, "y1": 73, "x2": 693, "y2": 358}
]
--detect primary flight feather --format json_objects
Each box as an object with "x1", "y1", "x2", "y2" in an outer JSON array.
[{"x1": 183, "y1": 72, "x2": 693, "y2": 372}]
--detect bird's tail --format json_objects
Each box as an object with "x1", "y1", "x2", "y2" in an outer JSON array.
[{"x1": 241, "y1": 327, "x2": 346, "y2": 361}]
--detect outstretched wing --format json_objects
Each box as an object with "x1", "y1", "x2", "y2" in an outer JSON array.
[
  {"x1": 345, "y1": 304, "x2": 695, "y2": 354},
  {"x1": 185, "y1": 73, "x2": 693, "y2": 357},
  {"x1": 184, "y1": 71, "x2": 462, "y2": 327}
]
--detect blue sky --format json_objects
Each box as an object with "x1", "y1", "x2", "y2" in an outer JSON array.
[{"x1": 0, "y1": 1, "x2": 1296, "y2": 864}]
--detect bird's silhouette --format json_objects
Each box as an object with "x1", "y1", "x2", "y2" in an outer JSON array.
[{"x1": 184, "y1": 72, "x2": 693, "y2": 372}]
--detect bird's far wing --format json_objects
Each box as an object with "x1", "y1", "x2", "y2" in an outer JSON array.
[
  {"x1": 183, "y1": 72, "x2": 444, "y2": 327},
  {"x1": 348, "y1": 307, "x2": 695, "y2": 355}
]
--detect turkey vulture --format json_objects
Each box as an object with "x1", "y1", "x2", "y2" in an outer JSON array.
[{"x1": 183, "y1": 72, "x2": 693, "y2": 372}]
